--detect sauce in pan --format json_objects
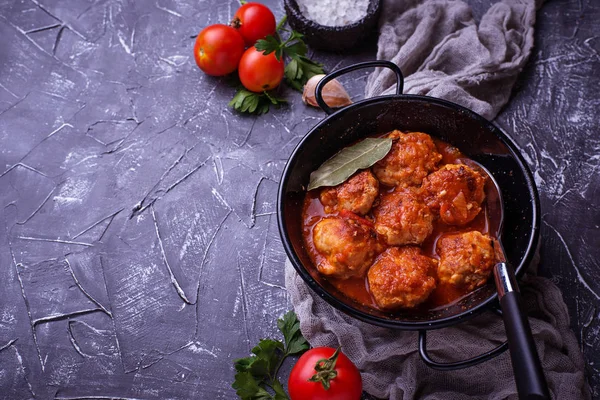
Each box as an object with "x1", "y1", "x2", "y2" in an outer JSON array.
[{"x1": 301, "y1": 135, "x2": 500, "y2": 312}]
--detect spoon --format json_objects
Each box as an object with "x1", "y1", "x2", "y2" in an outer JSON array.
[{"x1": 471, "y1": 160, "x2": 550, "y2": 400}]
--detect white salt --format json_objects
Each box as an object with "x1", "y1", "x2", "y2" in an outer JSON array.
[{"x1": 297, "y1": 0, "x2": 370, "y2": 27}]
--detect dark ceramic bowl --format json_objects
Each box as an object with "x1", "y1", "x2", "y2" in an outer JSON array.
[
  {"x1": 277, "y1": 61, "x2": 540, "y2": 367},
  {"x1": 283, "y1": 0, "x2": 381, "y2": 51}
]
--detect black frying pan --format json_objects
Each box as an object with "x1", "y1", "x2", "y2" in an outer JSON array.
[{"x1": 277, "y1": 61, "x2": 545, "y2": 397}]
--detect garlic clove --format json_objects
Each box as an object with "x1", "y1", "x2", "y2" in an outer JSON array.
[{"x1": 302, "y1": 74, "x2": 353, "y2": 109}]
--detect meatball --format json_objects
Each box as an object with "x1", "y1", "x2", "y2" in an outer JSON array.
[
  {"x1": 437, "y1": 231, "x2": 499, "y2": 291},
  {"x1": 422, "y1": 164, "x2": 486, "y2": 225},
  {"x1": 320, "y1": 170, "x2": 379, "y2": 215},
  {"x1": 373, "y1": 187, "x2": 433, "y2": 245},
  {"x1": 368, "y1": 247, "x2": 438, "y2": 309},
  {"x1": 372, "y1": 131, "x2": 442, "y2": 187},
  {"x1": 313, "y1": 215, "x2": 381, "y2": 279}
]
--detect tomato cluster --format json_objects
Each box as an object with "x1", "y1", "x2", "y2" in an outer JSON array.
[{"x1": 193, "y1": 2, "x2": 284, "y2": 93}]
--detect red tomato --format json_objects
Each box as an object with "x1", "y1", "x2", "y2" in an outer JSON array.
[
  {"x1": 288, "y1": 347, "x2": 362, "y2": 400},
  {"x1": 193, "y1": 24, "x2": 245, "y2": 76},
  {"x1": 231, "y1": 2, "x2": 276, "y2": 46},
  {"x1": 238, "y1": 47, "x2": 284, "y2": 92}
]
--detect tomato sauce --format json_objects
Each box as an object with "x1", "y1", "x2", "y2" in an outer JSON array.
[{"x1": 301, "y1": 137, "x2": 499, "y2": 312}]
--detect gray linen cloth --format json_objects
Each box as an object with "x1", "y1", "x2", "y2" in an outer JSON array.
[{"x1": 284, "y1": 0, "x2": 591, "y2": 398}]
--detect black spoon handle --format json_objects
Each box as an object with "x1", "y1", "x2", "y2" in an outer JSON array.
[{"x1": 494, "y1": 263, "x2": 550, "y2": 400}]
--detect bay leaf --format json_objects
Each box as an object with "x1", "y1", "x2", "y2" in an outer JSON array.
[{"x1": 307, "y1": 137, "x2": 393, "y2": 191}]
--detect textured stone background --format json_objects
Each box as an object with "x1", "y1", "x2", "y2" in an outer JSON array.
[{"x1": 0, "y1": 0, "x2": 598, "y2": 399}]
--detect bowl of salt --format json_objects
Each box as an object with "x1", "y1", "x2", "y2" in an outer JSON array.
[{"x1": 283, "y1": 0, "x2": 381, "y2": 52}]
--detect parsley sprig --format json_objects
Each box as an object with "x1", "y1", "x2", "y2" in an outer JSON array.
[
  {"x1": 255, "y1": 30, "x2": 324, "y2": 91},
  {"x1": 229, "y1": 16, "x2": 325, "y2": 115},
  {"x1": 228, "y1": 89, "x2": 287, "y2": 115},
  {"x1": 232, "y1": 311, "x2": 309, "y2": 399}
]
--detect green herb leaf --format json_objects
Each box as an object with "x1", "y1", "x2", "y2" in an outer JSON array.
[
  {"x1": 232, "y1": 311, "x2": 308, "y2": 399},
  {"x1": 249, "y1": 358, "x2": 270, "y2": 379},
  {"x1": 229, "y1": 90, "x2": 286, "y2": 115},
  {"x1": 232, "y1": 371, "x2": 272, "y2": 400},
  {"x1": 263, "y1": 91, "x2": 287, "y2": 106},
  {"x1": 251, "y1": 339, "x2": 284, "y2": 377},
  {"x1": 235, "y1": 356, "x2": 255, "y2": 372},
  {"x1": 287, "y1": 30, "x2": 305, "y2": 43},
  {"x1": 297, "y1": 56, "x2": 324, "y2": 78},
  {"x1": 277, "y1": 311, "x2": 309, "y2": 356},
  {"x1": 272, "y1": 380, "x2": 290, "y2": 400},
  {"x1": 234, "y1": 356, "x2": 271, "y2": 380},
  {"x1": 255, "y1": 36, "x2": 282, "y2": 60},
  {"x1": 283, "y1": 41, "x2": 307, "y2": 58},
  {"x1": 284, "y1": 55, "x2": 324, "y2": 92},
  {"x1": 308, "y1": 138, "x2": 394, "y2": 191},
  {"x1": 284, "y1": 59, "x2": 303, "y2": 91}
]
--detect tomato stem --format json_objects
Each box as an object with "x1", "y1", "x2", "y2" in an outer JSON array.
[
  {"x1": 308, "y1": 347, "x2": 341, "y2": 390},
  {"x1": 230, "y1": 17, "x2": 242, "y2": 29}
]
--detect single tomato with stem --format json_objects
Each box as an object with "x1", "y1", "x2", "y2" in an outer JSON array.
[
  {"x1": 193, "y1": 24, "x2": 245, "y2": 76},
  {"x1": 288, "y1": 347, "x2": 362, "y2": 400},
  {"x1": 238, "y1": 47, "x2": 285, "y2": 92},
  {"x1": 231, "y1": 2, "x2": 277, "y2": 46}
]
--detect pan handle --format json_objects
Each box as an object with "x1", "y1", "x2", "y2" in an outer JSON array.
[
  {"x1": 418, "y1": 329, "x2": 509, "y2": 370},
  {"x1": 494, "y1": 262, "x2": 550, "y2": 399},
  {"x1": 315, "y1": 60, "x2": 404, "y2": 115}
]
